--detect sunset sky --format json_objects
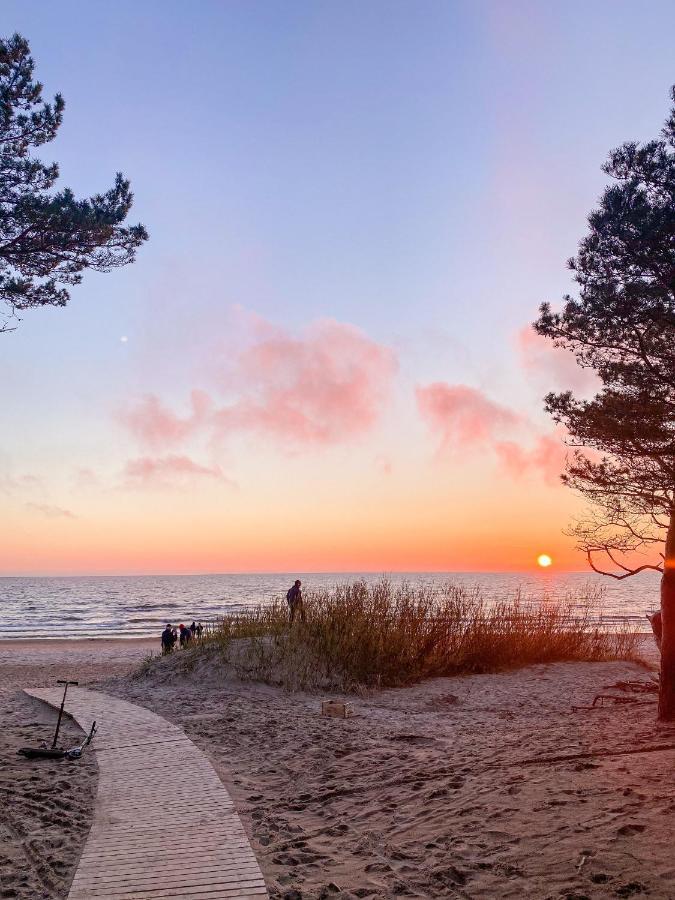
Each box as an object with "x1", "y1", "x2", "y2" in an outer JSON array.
[{"x1": 2, "y1": 1, "x2": 675, "y2": 576}]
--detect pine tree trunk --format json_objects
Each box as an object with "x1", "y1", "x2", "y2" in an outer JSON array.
[{"x1": 658, "y1": 511, "x2": 675, "y2": 720}]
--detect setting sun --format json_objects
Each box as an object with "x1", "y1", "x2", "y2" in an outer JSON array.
[{"x1": 537, "y1": 554, "x2": 553, "y2": 568}]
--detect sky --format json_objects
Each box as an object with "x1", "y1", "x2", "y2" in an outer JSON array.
[{"x1": 2, "y1": 0, "x2": 675, "y2": 576}]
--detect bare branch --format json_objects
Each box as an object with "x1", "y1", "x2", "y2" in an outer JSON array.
[{"x1": 586, "y1": 549, "x2": 663, "y2": 580}]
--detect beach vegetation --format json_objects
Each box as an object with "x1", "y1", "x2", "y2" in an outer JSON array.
[
  {"x1": 134, "y1": 652, "x2": 157, "y2": 679},
  {"x1": 189, "y1": 579, "x2": 638, "y2": 692}
]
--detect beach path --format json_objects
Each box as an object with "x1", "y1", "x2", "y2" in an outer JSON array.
[{"x1": 24, "y1": 686, "x2": 268, "y2": 900}]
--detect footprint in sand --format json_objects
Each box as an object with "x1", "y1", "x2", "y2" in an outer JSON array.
[
  {"x1": 426, "y1": 693, "x2": 459, "y2": 710},
  {"x1": 616, "y1": 823, "x2": 646, "y2": 837},
  {"x1": 615, "y1": 882, "x2": 648, "y2": 897},
  {"x1": 388, "y1": 734, "x2": 438, "y2": 746}
]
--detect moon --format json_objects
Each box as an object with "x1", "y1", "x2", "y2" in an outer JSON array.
[{"x1": 537, "y1": 554, "x2": 553, "y2": 568}]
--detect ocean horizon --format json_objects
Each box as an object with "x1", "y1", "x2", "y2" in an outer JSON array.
[{"x1": 1, "y1": 569, "x2": 662, "y2": 640}]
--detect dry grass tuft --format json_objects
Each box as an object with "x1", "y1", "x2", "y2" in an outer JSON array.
[{"x1": 192, "y1": 579, "x2": 639, "y2": 692}]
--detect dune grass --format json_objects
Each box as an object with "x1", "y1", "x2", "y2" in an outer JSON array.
[{"x1": 193, "y1": 579, "x2": 639, "y2": 692}]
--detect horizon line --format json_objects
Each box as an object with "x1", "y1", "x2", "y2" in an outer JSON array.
[{"x1": 0, "y1": 568, "x2": 611, "y2": 579}]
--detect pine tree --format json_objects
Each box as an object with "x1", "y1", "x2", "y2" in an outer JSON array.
[
  {"x1": 535, "y1": 86, "x2": 675, "y2": 718},
  {"x1": 0, "y1": 33, "x2": 147, "y2": 332}
]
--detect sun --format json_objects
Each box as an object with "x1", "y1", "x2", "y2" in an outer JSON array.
[{"x1": 537, "y1": 554, "x2": 553, "y2": 568}]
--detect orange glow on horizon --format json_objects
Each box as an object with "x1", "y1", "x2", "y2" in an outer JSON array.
[
  {"x1": 1, "y1": 450, "x2": 585, "y2": 576},
  {"x1": 0, "y1": 507, "x2": 581, "y2": 576}
]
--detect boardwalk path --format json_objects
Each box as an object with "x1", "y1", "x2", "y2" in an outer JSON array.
[{"x1": 25, "y1": 686, "x2": 268, "y2": 900}]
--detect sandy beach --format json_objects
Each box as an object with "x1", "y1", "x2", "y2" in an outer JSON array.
[
  {"x1": 2, "y1": 637, "x2": 674, "y2": 899},
  {"x1": 0, "y1": 638, "x2": 154, "y2": 900},
  {"x1": 0, "y1": 638, "x2": 157, "y2": 694},
  {"x1": 106, "y1": 647, "x2": 673, "y2": 900}
]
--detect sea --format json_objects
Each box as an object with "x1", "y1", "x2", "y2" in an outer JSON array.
[{"x1": 0, "y1": 570, "x2": 663, "y2": 640}]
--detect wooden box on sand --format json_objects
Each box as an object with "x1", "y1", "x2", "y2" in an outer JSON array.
[{"x1": 321, "y1": 700, "x2": 355, "y2": 718}]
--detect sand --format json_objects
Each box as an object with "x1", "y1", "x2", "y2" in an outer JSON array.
[
  {"x1": 103, "y1": 643, "x2": 673, "y2": 900},
  {"x1": 0, "y1": 638, "x2": 154, "y2": 899},
  {"x1": 0, "y1": 637, "x2": 156, "y2": 694},
  {"x1": 2, "y1": 637, "x2": 674, "y2": 899}
]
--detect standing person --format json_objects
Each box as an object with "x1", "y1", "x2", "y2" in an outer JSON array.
[
  {"x1": 161, "y1": 623, "x2": 176, "y2": 655},
  {"x1": 196, "y1": 622, "x2": 204, "y2": 637},
  {"x1": 286, "y1": 580, "x2": 305, "y2": 624},
  {"x1": 190, "y1": 621, "x2": 197, "y2": 637},
  {"x1": 179, "y1": 623, "x2": 192, "y2": 648}
]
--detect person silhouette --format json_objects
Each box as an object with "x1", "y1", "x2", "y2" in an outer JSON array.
[
  {"x1": 286, "y1": 579, "x2": 305, "y2": 624},
  {"x1": 161, "y1": 623, "x2": 176, "y2": 654}
]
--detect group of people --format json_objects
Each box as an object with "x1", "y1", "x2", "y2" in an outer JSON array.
[
  {"x1": 160, "y1": 582, "x2": 305, "y2": 654},
  {"x1": 161, "y1": 620, "x2": 203, "y2": 654}
]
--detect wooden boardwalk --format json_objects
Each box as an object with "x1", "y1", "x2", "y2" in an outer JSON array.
[{"x1": 25, "y1": 686, "x2": 268, "y2": 900}]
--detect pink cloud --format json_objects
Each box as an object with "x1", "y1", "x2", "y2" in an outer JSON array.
[
  {"x1": 516, "y1": 326, "x2": 599, "y2": 393},
  {"x1": 416, "y1": 381, "x2": 567, "y2": 485},
  {"x1": 120, "y1": 316, "x2": 397, "y2": 452},
  {"x1": 494, "y1": 432, "x2": 567, "y2": 486},
  {"x1": 415, "y1": 383, "x2": 522, "y2": 454},
  {"x1": 375, "y1": 454, "x2": 393, "y2": 476},
  {"x1": 25, "y1": 502, "x2": 77, "y2": 519},
  {"x1": 118, "y1": 391, "x2": 211, "y2": 449},
  {"x1": 73, "y1": 467, "x2": 99, "y2": 489},
  {"x1": 214, "y1": 319, "x2": 397, "y2": 445},
  {"x1": 0, "y1": 473, "x2": 46, "y2": 496},
  {"x1": 122, "y1": 454, "x2": 233, "y2": 489}
]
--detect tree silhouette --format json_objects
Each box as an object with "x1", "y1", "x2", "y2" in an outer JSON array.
[
  {"x1": 0, "y1": 33, "x2": 147, "y2": 332},
  {"x1": 535, "y1": 86, "x2": 675, "y2": 719}
]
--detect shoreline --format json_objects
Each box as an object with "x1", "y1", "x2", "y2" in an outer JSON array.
[{"x1": 0, "y1": 636, "x2": 157, "y2": 648}]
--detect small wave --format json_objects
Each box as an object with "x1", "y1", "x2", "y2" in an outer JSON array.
[
  {"x1": 1, "y1": 571, "x2": 660, "y2": 639},
  {"x1": 119, "y1": 604, "x2": 185, "y2": 612},
  {"x1": 127, "y1": 617, "x2": 164, "y2": 624}
]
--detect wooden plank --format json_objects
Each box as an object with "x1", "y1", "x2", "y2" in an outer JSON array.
[
  {"x1": 69, "y1": 886, "x2": 268, "y2": 900},
  {"x1": 73, "y1": 886, "x2": 267, "y2": 899},
  {"x1": 74, "y1": 856, "x2": 262, "y2": 880},
  {"x1": 71, "y1": 872, "x2": 267, "y2": 894},
  {"x1": 73, "y1": 860, "x2": 265, "y2": 884},
  {"x1": 25, "y1": 687, "x2": 268, "y2": 900},
  {"x1": 75, "y1": 853, "x2": 257, "y2": 880},
  {"x1": 79, "y1": 841, "x2": 257, "y2": 863}
]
